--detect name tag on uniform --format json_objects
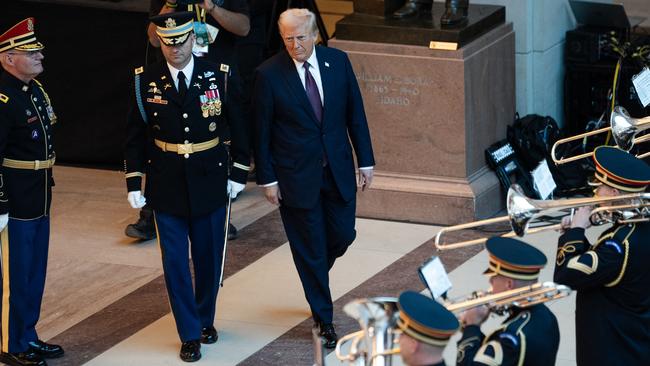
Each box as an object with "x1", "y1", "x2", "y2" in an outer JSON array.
[{"x1": 146, "y1": 97, "x2": 168, "y2": 105}]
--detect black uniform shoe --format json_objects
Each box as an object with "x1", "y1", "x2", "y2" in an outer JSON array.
[
  {"x1": 179, "y1": 340, "x2": 201, "y2": 362},
  {"x1": 227, "y1": 223, "x2": 238, "y2": 240},
  {"x1": 125, "y1": 207, "x2": 156, "y2": 241},
  {"x1": 200, "y1": 326, "x2": 218, "y2": 344},
  {"x1": 319, "y1": 323, "x2": 338, "y2": 349},
  {"x1": 392, "y1": 0, "x2": 432, "y2": 19},
  {"x1": 28, "y1": 340, "x2": 64, "y2": 359},
  {"x1": 0, "y1": 351, "x2": 46, "y2": 366}
]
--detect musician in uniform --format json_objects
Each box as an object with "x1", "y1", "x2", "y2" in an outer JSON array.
[
  {"x1": 554, "y1": 145, "x2": 650, "y2": 366},
  {"x1": 0, "y1": 18, "x2": 65, "y2": 366},
  {"x1": 124, "y1": 12, "x2": 249, "y2": 362},
  {"x1": 397, "y1": 291, "x2": 459, "y2": 366},
  {"x1": 456, "y1": 237, "x2": 560, "y2": 366}
]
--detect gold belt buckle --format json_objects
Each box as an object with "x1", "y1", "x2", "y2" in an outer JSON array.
[{"x1": 177, "y1": 143, "x2": 194, "y2": 155}]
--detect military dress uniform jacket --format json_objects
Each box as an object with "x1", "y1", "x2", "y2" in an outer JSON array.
[
  {"x1": 0, "y1": 72, "x2": 56, "y2": 219},
  {"x1": 125, "y1": 56, "x2": 249, "y2": 217},
  {"x1": 554, "y1": 224, "x2": 650, "y2": 366},
  {"x1": 456, "y1": 305, "x2": 560, "y2": 366}
]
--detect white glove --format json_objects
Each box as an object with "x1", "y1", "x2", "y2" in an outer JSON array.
[
  {"x1": 226, "y1": 180, "x2": 245, "y2": 199},
  {"x1": 127, "y1": 191, "x2": 147, "y2": 209},
  {"x1": 0, "y1": 214, "x2": 7, "y2": 231}
]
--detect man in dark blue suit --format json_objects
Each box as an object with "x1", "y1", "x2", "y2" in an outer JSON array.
[{"x1": 253, "y1": 8, "x2": 375, "y2": 349}]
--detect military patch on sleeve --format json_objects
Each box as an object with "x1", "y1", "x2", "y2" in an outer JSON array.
[
  {"x1": 498, "y1": 332, "x2": 519, "y2": 347},
  {"x1": 220, "y1": 63, "x2": 229, "y2": 73},
  {"x1": 474, "y1": 341, "x2": 503, "y2": 366},
  {"x1": 135, "y1": 66, "x2": 144, "y2": 75},
  {"x1": 603, "y1": 240, "x2": 623, "y2": 254},
  {"x1": 567, "y1": 251, "x2": 598, "y2": 275},
  {"x1": 0, "y1": 93, "x2": 8, "y2": 103}
]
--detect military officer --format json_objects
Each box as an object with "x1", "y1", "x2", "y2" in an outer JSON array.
[
  {"x1": 456, "y1": 237, "x2": 560, "y2": 366},
  {"x1": 0, "y1": 18, "x2": 65, "y2": 366},
  {"x1": 554, "y1": 146, "x2": 650, "y2": 366},
  {"x1": 397, "y1": 291, "x2": 459, "y2": 366},
  {"x1": 124, "y1": 12, "x2": 250, "y2": 362}
]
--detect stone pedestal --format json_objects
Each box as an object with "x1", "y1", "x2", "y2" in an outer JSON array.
[{"x1": 330, "y1": 23, "x2": 515, "y2": 225}]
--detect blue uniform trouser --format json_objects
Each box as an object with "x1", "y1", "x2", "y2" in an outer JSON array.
[
  {"x1": 154, "y1": 208, "x2": 226, "y2": 342},
  {"x1": 1, "y1": 216, "x2": 50, "y2": 353}
]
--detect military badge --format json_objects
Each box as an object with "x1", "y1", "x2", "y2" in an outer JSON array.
[
  {"x1": 193, "y1": 82, "x2": 201, "y2": 89},
  {"x1": 27, "y1": 116, "x2": 38, "y2": 123},
  {"x1": 209, "y1": 122, "x2": 217, "y2": 132},
  {"x1": 204, "y1": 71, "x2": 214, "y2": 78},
  {"x1": 165, "y1": 18, "x2": 177, "y2": 28},
  {"x1": 46, "y1": 105, "x2": 57, "y2": 124},
  {"x1": 200, "y1": 95, "x2": 210, "y2": 118},
  {"x1": 209, "y1": 77, "x2": 216, "y2": 81},
  {"x1": 209, "y1": 83, "x2": 218, "y2": 90},
  {"x1": 197, "y1": 75, "x2": 203, "y2": 79},
  {"x1": 204, "y1": 89, "x2": 221, "y2": 116},
  {"x1": 164, "y1": 83, "x2": 172, "y2": 90},
  {"x1": 31, "y1": 130, "x2": 39, "y2": 140}
]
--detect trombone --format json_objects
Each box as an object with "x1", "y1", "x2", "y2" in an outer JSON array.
[
  {"x1": 551, "y1": 106, "x2": 650, "y2": 165},
  {"x1": 434, "y1": 184, "x2": 650, "y2": 250},
  {"x1": 446, "y1": 281, "x2": 572, "y2": 315}
]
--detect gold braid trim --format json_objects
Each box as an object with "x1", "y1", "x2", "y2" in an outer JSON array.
[
  {"x1": 556, "y1": 241, "x2": 581, "y2": 266},
  {"x1": 605, "y1": 224, "x2": 635, "y2": 287}
]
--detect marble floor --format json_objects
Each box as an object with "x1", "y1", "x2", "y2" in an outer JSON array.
[{"x1": 8, "y1": 165, "x2": 585, "y2": 366}]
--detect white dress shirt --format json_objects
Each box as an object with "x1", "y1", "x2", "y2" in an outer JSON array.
[{"x1": 167, "y1": 57, "x2": 194, "y2": 92}]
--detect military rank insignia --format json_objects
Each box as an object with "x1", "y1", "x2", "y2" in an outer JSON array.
[{"x1": 200, "y1": 89, "x2": 221, "y2": 118}]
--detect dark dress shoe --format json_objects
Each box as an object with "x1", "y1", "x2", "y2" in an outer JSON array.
[
  {"x1": 319, "y1": 323, "x2": 338, "y2": 349},
  {"x1": 0, "y1": 351, "x2": 46, "y2": 366},
  {"x1": 28, "y1": 340, "x2": 63, "y2": 359},
  {"x1": 200, "y1": 326, "x2": 218, "y2": 344},
  {"x1": 227, "y1": 223, "x2": 238, "y2": 240},
  {"x1": 179, "y1": 340, "x2": 201, "y2": 362},
  {"x1": 124, "y1": 216, "x2": 156, "y2": 241}
]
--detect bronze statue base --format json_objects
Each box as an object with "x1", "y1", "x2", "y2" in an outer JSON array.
[{"x1": 336, "y1": 3, "x2": 504, "y2": 48}]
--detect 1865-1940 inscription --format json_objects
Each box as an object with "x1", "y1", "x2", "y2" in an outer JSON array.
[{"x1": 356, "y1": 72, "x2": 432, "y2": 107}]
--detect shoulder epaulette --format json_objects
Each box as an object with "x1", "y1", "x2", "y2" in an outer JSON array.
[
  {"x1": 135, "y1": 66, "x2": 144, "y2": 75},
  {"x1": 220, "y1": 64, "x2": 230, "y2": 73},
  {"x1": 0, "y1": 93, "x2": 8, "y2": 103}
]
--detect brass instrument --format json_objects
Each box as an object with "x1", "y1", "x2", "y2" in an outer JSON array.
[
  {"x1": 551, "y1": 106, "x2": 650, "y2": 165},
  {"x1": 335, "y1": 297, "x2": 401, "y2": 366},
  {"x1": 446, "y1": 281, "x2": 572, "y2": 315},
  {"x1": 434, "y1": 184, "x2": 650, "y2": 250}
]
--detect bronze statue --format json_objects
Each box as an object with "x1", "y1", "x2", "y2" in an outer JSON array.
[{"x1": 392, "y1": 0, "x2": 469, "y2": 26}]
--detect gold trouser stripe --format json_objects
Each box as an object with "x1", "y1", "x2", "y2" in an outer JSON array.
[
  {"x1": 154, "y1": 137, "x2": 219, "y2": 154},
  {"x1": 1, "y1": 226, "x2": 10, "y2": 352},
  {"x1": 2, "y1": 157, "x2": 55, "y2": 170}
]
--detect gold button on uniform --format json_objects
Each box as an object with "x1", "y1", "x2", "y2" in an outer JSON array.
[{"x1": 182, "y1": 113, "x2": 188, "y2": 118}]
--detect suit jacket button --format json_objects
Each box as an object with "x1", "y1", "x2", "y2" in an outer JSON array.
[
  {"x1": 182, "y1": 113, "x2": 188, "y2": 119},
  {"x1": 184, "y1": 153, "x2": 189, "y2": 159},
  {"x1": 184, "y1": 127, "x2": 190, "y2": 132}
]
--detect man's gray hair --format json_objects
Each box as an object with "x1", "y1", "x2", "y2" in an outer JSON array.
[{"x1": 278, "y1": 8, "x2": 318, "y2": 37}]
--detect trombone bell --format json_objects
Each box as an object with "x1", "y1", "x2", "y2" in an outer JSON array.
[{"x1": 611, "y1": 106, "x2": 650, "y2": 152}]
